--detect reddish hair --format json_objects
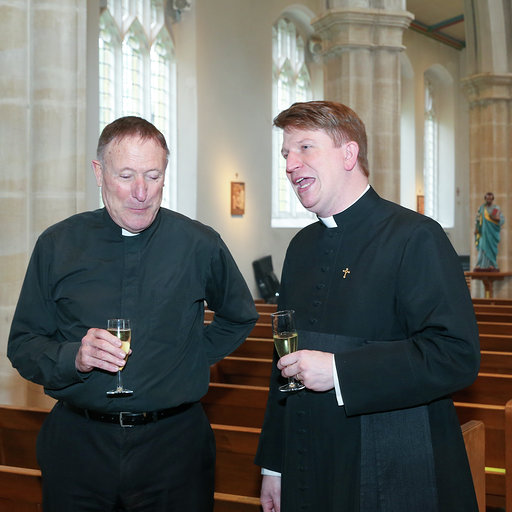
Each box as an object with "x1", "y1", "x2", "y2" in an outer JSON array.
[{"x1": 273, "y1": 101, "x2": 369, "y2": 176}]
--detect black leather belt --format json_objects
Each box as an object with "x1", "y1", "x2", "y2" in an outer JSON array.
[{"x1": 64, "y1": 402, "x2": 194, "y2": 427}]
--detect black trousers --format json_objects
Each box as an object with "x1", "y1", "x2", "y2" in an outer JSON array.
[{"x1": 37, "y1": 401, "x2": 215, "y2": 512}]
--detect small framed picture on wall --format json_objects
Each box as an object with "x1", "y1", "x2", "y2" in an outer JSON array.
[{"x1": 231, "y1": 182, "x2": 245, "y2": 216}]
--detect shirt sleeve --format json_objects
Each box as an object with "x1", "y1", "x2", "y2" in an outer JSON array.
[
  {"x1": 203, "y1": 237, "x2": 258, "y2": 364},
  {"x1": 337, "y1": 220, "x2": 480, "y2": 416},
  {"x1": 333, "y1": 354, "x2": 344, "y2": 406},
  {"x1": 261, "y1": 468, "x2": 282, "y2": 477},
  {"x1": 7, "y1": 236, "x2": 84, "y2": 390}
]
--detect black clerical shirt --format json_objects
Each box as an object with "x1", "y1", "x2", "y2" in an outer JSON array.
[{"x1": 8, "y1": 208, "x2": 258, "y2": 412}]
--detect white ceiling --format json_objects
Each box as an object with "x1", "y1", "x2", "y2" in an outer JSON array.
[{"x1": 406, "y1": 0, "x2": 465, "y2": 49}]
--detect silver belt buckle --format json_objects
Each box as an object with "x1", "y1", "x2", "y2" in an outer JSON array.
[{"x1": 119, "y1": 411, "x2": 134, "y2": 428}]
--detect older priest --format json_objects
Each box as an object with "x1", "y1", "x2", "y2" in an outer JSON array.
[{"x1": 8, "y1": 116, "x2": 258, "y2": 511}]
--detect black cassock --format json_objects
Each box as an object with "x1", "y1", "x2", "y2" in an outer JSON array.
[{"x1": 256, "y1": 187, "x2": 480, "y2": 512}]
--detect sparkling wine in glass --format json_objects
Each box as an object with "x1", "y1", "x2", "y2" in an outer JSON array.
[
  {"x1": 271, "y1": 310, "x2": 305, "y2": 392},
  {"x1": 106, "y1": 318, "x2": 133, "y2": 397}
]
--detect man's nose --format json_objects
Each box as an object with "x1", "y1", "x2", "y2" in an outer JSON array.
[
  {"x1": 286, "y1": 152, "x2": 302, "y2": 174},
  {"x1": 133, "y1": 177, "x2": 148, "y2": 202}
]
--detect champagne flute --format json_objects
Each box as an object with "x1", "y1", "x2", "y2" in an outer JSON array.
[
  {"x1": 271, "y1": 310, "x2": 305, "y2": 392},
  {"x1": 106, "y1": 318, "x2": 133, "y2": 397}
]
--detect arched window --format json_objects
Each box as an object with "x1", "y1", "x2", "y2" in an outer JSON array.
[
  {"x1": 422, "y1": 66, "x2": 455, "y2": 228},
  {"x1": 99, "y1": 0, "x2": 177, "y2": 209},
  {"x1": 271, "y1": 17, "x2": 315, "y2": 228}
]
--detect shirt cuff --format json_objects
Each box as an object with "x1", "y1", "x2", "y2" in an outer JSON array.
[
  {"x1": 261, "y1": 468, "x2": 282, "y2": 477},
  {"x1": 332, "y1": 354, "x2": 344, "y2": 406}
]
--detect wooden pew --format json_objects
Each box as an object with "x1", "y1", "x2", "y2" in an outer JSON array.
[
  {"x1": 0, "y1": 405, "x2": 48, "y2": 470},
  {"x1": 478, "y1": 322, "x2": 512, "y2": 336},
  {"x1": 475, "y1": 312, "x2": 512, "y2": 324},
  {"x1": 453, "y1": 372, "x2": 512, "y2": 405},
  {"x1": 473, "y1": 304, "x2": 512, "y2": 315},
  {"x1": 473, "y1": 298, "x2": 512, "y2": 306},
  {"x1": 248, "y1": 323, "x2": 272, "y2": 338},
  {"x1": 254, "y1": 303, "x2": 277, "y2": 313},
  {"x1": 213, "y1": 424, "x2": 261, "y2": 497},
  {"x1": 210, "y1": 357, "x2": 272, "y2": 387},
  {"x1": 461, "y1": 420, "x2": 486, "y2": 512},
  {"x1": 232, "y1": 337, "x2": 274, "y2": 359},
  {"x1": 480, "y1": 350, "x2": 512, "y2": 374},
  {"x1": 454, "y1": 374, "x2": 512, "y2": 511},
  {"x1": 479, "y1": 333, "x2": 512, "y2": 352},
  {"x1": 214, "y1": 492, "x2": 261, "y2": 512},
  {"x1": 202, "y1": 383, "x2": 268, "y2": 428},
  {"x1": 0, "y1": 465, "x2": 42, "y2": 512},
  {"x1": 455, "y1": 401, "x2": 512, "y2": 511}
]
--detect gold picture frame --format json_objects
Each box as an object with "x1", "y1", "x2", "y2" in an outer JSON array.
[
  {"x1": 417, "y1": 195, "x2": 424, "y2": 215},
  {"x1": 231, "y1": 182, "x2": 245, "y2": 216}
]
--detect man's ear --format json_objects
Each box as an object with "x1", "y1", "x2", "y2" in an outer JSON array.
[
  {"x1": 92, "y1": 160, "x2": 103, "y2": 187},
  {"x1": 343, "y1": 141, "x2": 359, "y2": 171}
]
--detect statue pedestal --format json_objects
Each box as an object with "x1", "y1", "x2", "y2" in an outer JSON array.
[{"x1": 465, "y1": 271, "x2": 512, "y2": 298}]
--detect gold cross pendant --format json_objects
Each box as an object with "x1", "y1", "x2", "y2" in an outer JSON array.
[{"x1": 342, "y1": 267, "x2": 350, "y2": 279}]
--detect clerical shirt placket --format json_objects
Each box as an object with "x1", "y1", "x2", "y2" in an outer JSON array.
[
  {"x1": 294, "y1": 226, "x2": 343, "y2": 511},
  {"x1": 308, "y1": 227, "x2": 341, "y2": 327},
  {"x1": 120, "y1": 236, "x2": 142, "y2": 324}
]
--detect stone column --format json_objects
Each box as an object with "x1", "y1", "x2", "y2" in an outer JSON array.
[
  {"x1": 0, "y1": 0, "x2": 87, "y2": 406},
  {"x1": 463, "y1": 73, "x2": 512, "y2": 294},
  {"x1": 312, "y1": 1, "x2": 413, "y2": 202},
  {"x1": 463, "y1": 0, "x2": 511, "y2": 297}
]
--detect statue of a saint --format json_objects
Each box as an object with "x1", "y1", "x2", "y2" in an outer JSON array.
[{"x1": 474, "y1": 192, "x2": 505, "y2": 271}]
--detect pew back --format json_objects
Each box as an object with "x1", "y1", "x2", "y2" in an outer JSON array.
[
  {"x1": 0, "y1": 406, "x2": 47, "y2": 470},
  {"x1": 461, "y1": 420, "x2": 485, "y2": 512},
  {"x1": 0, "y1": 465, "x2": 42, "y2": 512}
]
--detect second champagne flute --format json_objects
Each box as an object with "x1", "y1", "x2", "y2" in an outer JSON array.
[
  {"x1": 271, "y1": 310, "x2": 305, "y2": 392},
  {"x1": 106, "y1": 318, "x2": 133, "y2": 397}
]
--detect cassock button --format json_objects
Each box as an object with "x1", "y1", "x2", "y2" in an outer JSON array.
[
  {"x1": 316, "y1": 283, "x2": 325, "y2": 290},
  {"x1": 312, "y1": 300, "x2": 321, "y2": 307},
  {"x1": 321, "y1": 266, "x2": 329, "y2": 272},
  {"x1": 309, "y1": 318, "x2": 317, "y2": 325}
]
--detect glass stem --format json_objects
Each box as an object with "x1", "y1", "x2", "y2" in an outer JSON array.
[{"x1": 117, "y1": 370, "x2": 123, "y2": 390}]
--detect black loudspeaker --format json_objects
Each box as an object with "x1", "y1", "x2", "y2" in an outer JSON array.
[{"x1": 252, "y1": 255, "x2": 280, "y2": 304}]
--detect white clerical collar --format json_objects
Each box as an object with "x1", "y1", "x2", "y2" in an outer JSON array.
[
  {"x1": 319, "y1": 216, "x2": 338, "y2": 228},
  {"x1": 122, "y1": 229, "x2": 139, "y2": 237},
  {"x1": 319, "y1": 184, "x2": 370, "y2": 228}
]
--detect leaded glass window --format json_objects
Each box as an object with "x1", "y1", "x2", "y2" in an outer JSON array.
[
  {"x1": 423, "y1": 79, "x2": 438, "y2": 219},
  {"x1": 271, "y1": 18, "x2": 314, "y2": 227},
  {"x1": 99, "y1": 0, "x2": 176, "y2": 209}
]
